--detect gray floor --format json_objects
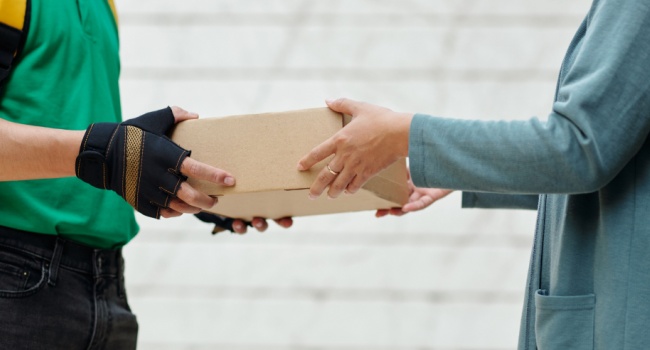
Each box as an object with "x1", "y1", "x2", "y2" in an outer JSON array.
[{"x1": 118, "y1": 0, "x2": 591, "y2": 348}]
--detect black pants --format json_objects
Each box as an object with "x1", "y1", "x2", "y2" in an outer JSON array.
[{"x1": 0, "y1": 226, "x2": 138, "y2": 350}]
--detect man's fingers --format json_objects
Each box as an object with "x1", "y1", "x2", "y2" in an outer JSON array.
[
  {"x1": 171, "y1": 105, "x2": 199, "y2": 124},
  {"x1": 168, "y1": 198, "x2": 202, "y2": 214},
  {"x1": 232, "y1": 219, "x2": 248, "y2": 234},
  {"x1": 252, "y1": 217, "x2": 269, "y2": 232},
  {"x1": 176, "y1": 182, "x2": 217, "y2": 211},
  {"x1": 376, "y1": 207, "x2": 406, "y2": 218},
  {"x1": 375, "y1": 209, "x2": 390, "y2": 217},
  {"x1": 181, "y1": 157, "x2": 235, "y2": 186},
  {"x1": 160, "y1": 208, "x2": 182, "y2": 218},
  {"x1": 273, "y1": 217, "x2": 293, "y2": 228},
  {"x1": 297, "y1": 138, "x2": 336, "y2": 172}
]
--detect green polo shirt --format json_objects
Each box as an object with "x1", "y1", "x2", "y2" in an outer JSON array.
[{"x1": 0, "y1": 0, "x2": 138, "y2": 248}]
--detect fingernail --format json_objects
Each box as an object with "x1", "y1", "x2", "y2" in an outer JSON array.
[
  {"x1": 224, "y1": 177, "x2": 235, "y2": 186},
  {"x1": 309, "y1": 193, "x2": 318, "y2": 200},
  {"x1": 297, "y1": 163, "x2": 305, "y2": 171},
  {"x1": 325, "y1": 98, "x2": 335, "y2": 104},
  {"x1": 254, "y1": 222, "x2": 263, "y2": 228}
]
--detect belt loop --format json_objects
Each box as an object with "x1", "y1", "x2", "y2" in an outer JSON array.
[{"x1": 48, "y1": 237, "x2": 65, "y2": 286}]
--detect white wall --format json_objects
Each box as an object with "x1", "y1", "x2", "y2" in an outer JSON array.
[{"x1": 118, "y1": 0, "x2": 592, "y2": 349}]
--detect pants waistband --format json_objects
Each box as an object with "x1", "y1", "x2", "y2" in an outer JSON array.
[{"x1": 0, "y1": 225, "x2": 122, "y2": 276}]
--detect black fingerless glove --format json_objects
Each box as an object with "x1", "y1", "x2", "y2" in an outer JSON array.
[
  {"x1": 76, "y1": 107, "x2": 190, "y2": 218},
  {"x1": 194, "y1": 212, "x2": 252, "y2": 234}
]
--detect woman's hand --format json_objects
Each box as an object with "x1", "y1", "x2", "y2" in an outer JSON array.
[
  {"x1": 376, "y1": 168, "x2": 452, "y2": 217},
  {"x1": 297, "y1": 98, "x2": 413, "y2": 199}
]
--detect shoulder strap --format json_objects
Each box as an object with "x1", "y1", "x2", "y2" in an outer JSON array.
[
  {"x1": 107, "y1": 0, "x2": 118, "y2": 25},
  {"x1": 0, "y1": 0, "x2": 117, "y2": 90},
  {"x1": 0, "y1": 0, "x2": 30, "y2": 87}
]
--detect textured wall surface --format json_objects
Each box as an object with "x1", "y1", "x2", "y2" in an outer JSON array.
[{"x1": 118, "y1": 1, "x2": 591, "y2": 349}]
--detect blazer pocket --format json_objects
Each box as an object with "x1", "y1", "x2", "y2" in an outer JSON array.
[{"x1": 534, "y1": 290, "x2": 595, "y2": 350}]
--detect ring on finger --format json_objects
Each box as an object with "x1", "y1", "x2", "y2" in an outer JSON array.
[{"x1": 327, "y1": 164, "x2": 340, "y2": 176}]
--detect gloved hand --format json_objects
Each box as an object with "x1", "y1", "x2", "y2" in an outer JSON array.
[
  {"x1": 75, "y1": 107, "x2": 230, "y2": 218},
  {"x1": 194, "y1": 212, "x2": 251, "y2": 234},
  {"x1": 195, "y1": 212, "x2": 295, "y2": 235}
]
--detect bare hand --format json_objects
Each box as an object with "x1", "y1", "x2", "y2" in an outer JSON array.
[
  {"x1": 376, "y1": 168, "x2": 452, "y2": 217},
  {"x1": 160, "y1": 106, "x2": 236, "y2": 218},
  {"x1": 297, "y1": 98, "x2": 413, "y2": 199}
]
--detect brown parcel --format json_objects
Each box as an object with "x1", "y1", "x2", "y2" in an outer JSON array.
[{"x1": 170, "y1": 108, "x2": 409, "y2": 221}]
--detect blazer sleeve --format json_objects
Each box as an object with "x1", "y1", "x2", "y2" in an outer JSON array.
[
  {"x1": 409, "y1": 0, "x2": 650, "y2": 194},
  {"x1": 462, "y1": 192, "x2": 539, "y2": 210}
]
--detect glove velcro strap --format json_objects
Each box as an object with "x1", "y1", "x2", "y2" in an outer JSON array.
[{"x1": 75, "y1": 123, "x2": 118, "y2": 189}]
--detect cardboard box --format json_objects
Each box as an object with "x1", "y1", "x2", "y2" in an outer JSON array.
[{"x1": 170, "y1": 108, "x2": 409, "y2": 220}]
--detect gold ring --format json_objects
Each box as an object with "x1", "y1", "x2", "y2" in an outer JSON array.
[{"x1": 327, "y1": 164, "x2": 340, "y2": 176}]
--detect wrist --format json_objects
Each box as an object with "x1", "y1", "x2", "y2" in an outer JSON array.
[
  {"x1": 396, "y1": 112, "x2": 414, "y2": 158},
  {"x1": 75, "y1": 123, "x2": 119, "y2": 189},
  {"x1": 59, "y1": 130, "x2": 85, "y2": 177}
]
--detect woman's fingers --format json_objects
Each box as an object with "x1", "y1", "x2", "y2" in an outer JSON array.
[
  {"x1": 402, "y1": 188, "x2": 453, "y2": 213},
  {"x1": 308, "y1": 160, "x2": 341, "y2": 199},
  {"x1": 296, "y1": 137, "x2": 336, "y2": 172}
]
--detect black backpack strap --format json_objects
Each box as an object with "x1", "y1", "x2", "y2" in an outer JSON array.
[{"x1": 0, "y1": 0, "x2": 31, "y2": 87}]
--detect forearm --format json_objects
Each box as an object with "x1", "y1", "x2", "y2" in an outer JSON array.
[
  {"x1": 0, "y1": 118, "x2": 83, "y2": 181},
  {"x1": 409, "y1": 114, "x2": 622, "y2": 194}
]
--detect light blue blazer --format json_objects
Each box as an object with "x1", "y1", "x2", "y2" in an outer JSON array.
[{"x1": 408, "y1": 0, "x2": 650, "y2": 349}]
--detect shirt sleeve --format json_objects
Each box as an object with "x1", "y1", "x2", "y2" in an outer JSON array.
[{"x1": 409, "y1": 0, "x2": 650, "y2": 194}]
